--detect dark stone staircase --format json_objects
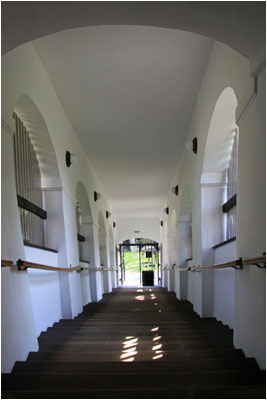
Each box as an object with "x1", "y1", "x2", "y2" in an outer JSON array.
[{"x1": 2, "y1": 287, "x2": 266, "y2": 398}]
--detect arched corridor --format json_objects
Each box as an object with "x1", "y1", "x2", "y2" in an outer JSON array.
[{"x1": 1, "y1": 2, "x2": 266, "y2": 397}]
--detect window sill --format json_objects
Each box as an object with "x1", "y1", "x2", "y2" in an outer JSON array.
[
  {"x1": 213, "y1": 237, "x2": 236, "y2": 250},
  {"x1": 24, "y1": 242, "x2": 58, "y2": 253},
  {"x1": 79, "y1": 259, "x2": 90, "y2": 264}
]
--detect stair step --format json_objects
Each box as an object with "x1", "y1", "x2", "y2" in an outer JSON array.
[
  {"x1": 38, "y1": 341, "x2": 234, "y2": 352},
  {"x1": 47, "y1": 325, "x2": 230, "y2": 332},
  {"x1": 3, "y1": 385, "x2": 266, "y2": 399},
  {"x1": 38, "y1": 335, "x2": 233, "y2": 344},
  {"x1": 26, "y1": 348, "x2": 245, "y2": 362},
  {"x1": 12, "y1": 358, "x2": 259, "y2": 373},
  {"x1": 2, "y1": 370, "x2": 265, "y2": 390},
  {"x1": 3, "y1": 286, "x2": 263, "y2": 399}
]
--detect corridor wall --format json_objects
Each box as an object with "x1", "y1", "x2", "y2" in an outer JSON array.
[
  {"x1": 1, "y1": 42, "x2": 116, "y2": 372},
  {"x1": 162, "y1": 42, "x2": 265, "y2": 368}
]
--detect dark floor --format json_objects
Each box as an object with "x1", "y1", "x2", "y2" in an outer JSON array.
[{"x1": 2, "y1": 287, "x2": 266, "y2": 398}]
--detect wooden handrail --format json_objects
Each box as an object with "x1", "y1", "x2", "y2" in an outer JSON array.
[
  {"x1": 1, "y1": 259, "x2": 118, "y2": 273},
  {"x1": 161, "y1": 255, "x2": 266, "y2": 272},
  {"x1": 2, "y1": 255, "x2": 265, "y2": 273},
  {"x1": 1, "y1": 260, "x2": 14, "y2": 267}
]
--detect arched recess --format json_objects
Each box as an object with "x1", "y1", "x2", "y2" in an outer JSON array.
[
  {"x1": 13, "y1": 94, "x2": 73, "y2": 331},
  {"x1": 198, "y1": 87, "x2": 238, "y2": 318},
  {"x1": 166, "y1": 209, "x2": 177, "y2": 293},
  {"x1": 177, "y1": 180, "x2": 193, "y2": 302},
  {"x1": 161, "y1": 217, "x2": 169, "y2": 288},
  {"x1": 202, "y1": 87, "x2": 238, "y2": 252},
  {"x1": 108, "y1": 225, "x2": 116, "y2": 289},
  {"x1": 98, "y1": 211, "x2": 111, "y2": 294},
  {"x1": 75, "y1": 181, "x2": 95, "y2": 305},
  {"x1": 14, "y1": 94, "x2": 65, "y2": 251}
]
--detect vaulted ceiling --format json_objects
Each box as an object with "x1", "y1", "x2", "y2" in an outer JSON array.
[
  {"x1": 33, "y1": 26, "x2": 213, "y2": 217},
  {"x1": 2, "y1": 2, "x2": 265, "y2": 218}
]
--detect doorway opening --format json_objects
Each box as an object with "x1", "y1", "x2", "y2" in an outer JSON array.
[{"x1": 118, "y1": 238, "x2": 161, "y2": 286}]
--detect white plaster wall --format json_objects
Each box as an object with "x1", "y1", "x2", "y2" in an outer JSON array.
[
  {"x1": 62, "y1": 190, "x2": 83, "y2": 317},
  {"x1": 117, "y1": 217, "x2": 160, "y2": 243},
  {"x1": 176, "y1": 222, "x2": 191, "y2": 300},
  {"x1": 187, "y1": 260, "x2": 195, "y2": 305},
  {"x1": 1, "y1": 42, "x2": 113, "y2": 371},
  {"x1": 24, "y1": 246, "x2": 62, "y2": 336},
  {"x1": 161, "y1": 42, "x2": 265, "y2": 367},
  {"x1": 1, "y1": 126, "x2": 38, "y2": 373},
  {"x1": 234, "y1": 68, "x2": 266, "y2": 369},
  {"x1": 213, "y1": 241, "x2": 236, "y2": 328},
  {"x1": 80, "y1": 261, "x2": 92, "y2": 306}
]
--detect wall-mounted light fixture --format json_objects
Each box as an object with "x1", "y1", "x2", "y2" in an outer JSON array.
[
  {"x1": 164, "y1": 207, "x2": 169, "y2": 215},
  {"x1": 94, "y1": 191, "x2": 101, "y2": 202},
  {"x1": 185, "y1": 137, "x2": 198, "y2": 154},
  {"x1": 171, "y1": 185, "x2": 179, "y2": 196},
  {"x1": 106, "y1": 211, "x2": 111, "y2": 219},
  {"x1": 66, "y1": 151, "x2": 78, "y2": 167},
  {"x1": 160, "y1": 220, "x2": 163, "y2": 227},
  {"x1": 113, "y1": 222, "x2": 116, "y2": 228}
]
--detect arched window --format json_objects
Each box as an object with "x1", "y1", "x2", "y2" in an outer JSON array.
[
  {"x1": 223, "y1": 127, "x2": 238, "y2": 239},
  {"x1": 76, "y1": 201, "x2": 85, "y2": 260},
  {"x1": 202, "y1": 87, "x2": 238, "y2": 246},
  {"x1": 13, "y1": 112, "x2": 46, "y2": 246}
]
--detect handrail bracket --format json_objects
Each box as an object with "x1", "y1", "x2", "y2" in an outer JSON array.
[
  {"x1": 16, "y1": 259, "x2": 28, "y2": 271},
  {"x1": 233, "y1": 257, "x2": 243, "y2": 270}
]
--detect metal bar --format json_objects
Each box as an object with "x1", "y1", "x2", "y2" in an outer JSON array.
[{"x1": 139, "y1": 245, "x2": 141, "y2": 285}]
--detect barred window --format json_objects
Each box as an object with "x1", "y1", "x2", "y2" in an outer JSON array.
[
  {"x1": 13, "y1": 113, "x2": 45, "y2": 246},
  {"x1": 224, "y1": 127, "x2": 238, "y2": 239},
  {"x1": 76, "y1": 202, "x2": 85, "y2": 260}
]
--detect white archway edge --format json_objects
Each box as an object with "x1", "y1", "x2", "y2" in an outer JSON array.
[{"x1": 2, "y1": 3, "x2": 265, "y2": 62}]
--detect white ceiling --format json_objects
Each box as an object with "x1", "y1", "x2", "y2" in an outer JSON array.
[{"x1": 33, "y1": 25, "x2": 213, "y2": 217}]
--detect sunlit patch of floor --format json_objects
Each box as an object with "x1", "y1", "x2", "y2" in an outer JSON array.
[
  {"x1": 120, "y1": 336, "x2": 139, "y2": 362},
  {"x1": 135, "y1": 295, "x2": 145, "y2": 301},
  {"x1": 151, "y1": 327, "x2": 164, "y2": 361}
]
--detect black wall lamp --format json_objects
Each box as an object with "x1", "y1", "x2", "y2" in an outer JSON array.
[
  {"x1": 66, "y1": 151, "x2": 77, "y2": 167},
  {"x1": 164, "y1": 207, "x2": 169, "y2": 215},
  {"x1": 94, "y1": 191, "x2": 101, "y2": 202},
  {"x1": 113, "y1": 222, "x2": 116, "y2": 228},
  {"x1": 171, "y1": 185, "x2": 179, "y2": 196},
  {"x1": 106, "y1": 211, "x2": 111, "y2": 219},
  {"x1": 160, "y1": 220, "x2": 163, "y2": 227},
  {"x1": 186, "y1": 137, "x2": 198, "y2": 154}
]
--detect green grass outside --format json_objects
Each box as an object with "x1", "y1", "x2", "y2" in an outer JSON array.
[{"x1": 123, "y1": 250, "x2": 158, "y2": 272}]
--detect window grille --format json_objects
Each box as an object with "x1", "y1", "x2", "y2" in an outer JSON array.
[
  {"x1": 76, "y1": 202, "x2": 84, "y2": 260},
  {"x1": 13, "y1": 113, "x2": 45, "y2": 246},
  {"x1": 225, "y1": 128, "x2": 238, "y2": 239}
]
